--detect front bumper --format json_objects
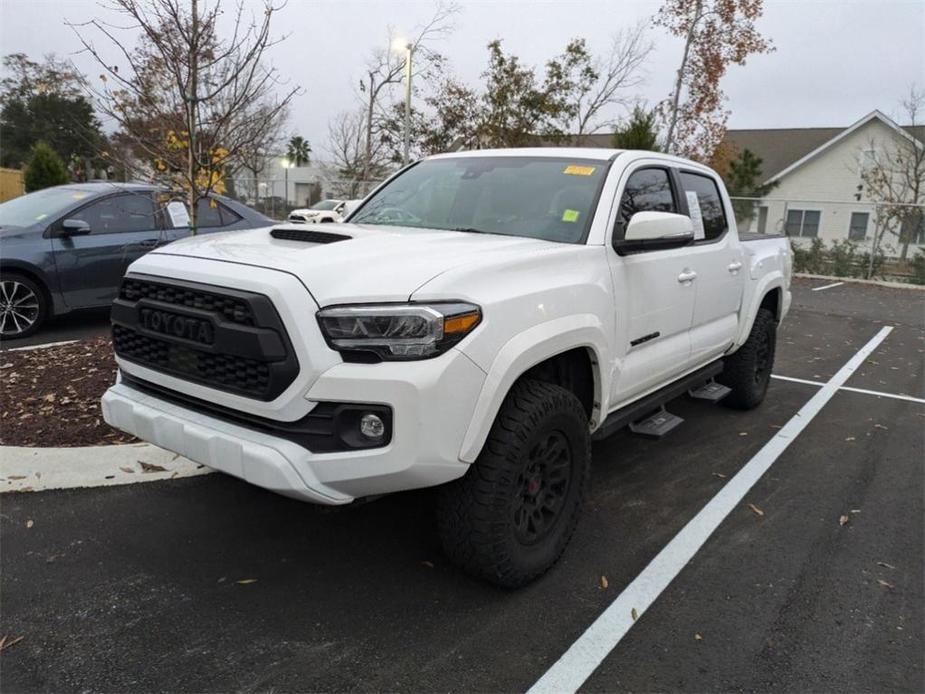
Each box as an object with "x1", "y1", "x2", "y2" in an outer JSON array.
[{"x1": 102, "y1": 348, "x2": 486, "y2": 504}]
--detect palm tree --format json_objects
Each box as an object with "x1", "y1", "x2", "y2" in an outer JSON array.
[{"x1": 286, "y1": 135, "x2": 312, "y2": 167}]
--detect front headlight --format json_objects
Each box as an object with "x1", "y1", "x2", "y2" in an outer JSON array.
[{"x1": 317, "y1": 302, "x2": 481, "y2": 361}]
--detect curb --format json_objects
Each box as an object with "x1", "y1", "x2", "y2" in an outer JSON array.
[
  {"x1": 0, "y1": 443, "x2": 213, "y2": 493},
  {"x1": 795, "y1": 273, "x2": 924, "y2": 290}
]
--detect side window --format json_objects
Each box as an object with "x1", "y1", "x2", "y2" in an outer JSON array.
[
  {"x1": 615, "y1": 167, "x2": 676, "y2": 238},
  {"x1": 69, "y1": 194, "x2": 156, "y2": 234},
  {"x1": 679, "y1": 172, "x2": 727, "y2": 241},
  {"x1": 192, "y1": 198, "x2": 240, "y2": 228}
]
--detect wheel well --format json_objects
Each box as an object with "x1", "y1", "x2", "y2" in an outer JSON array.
[
  {"x1": 760, "y1": 288, "x2": 781, "y2": 322},
  {"x1": 518, "y1": 347, "x2": 595, "y2": 420},
  {"x1": 0, "y1": 265, "x2": 52, "y2": 312}
]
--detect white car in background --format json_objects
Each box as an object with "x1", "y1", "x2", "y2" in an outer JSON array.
[{"x1": 288, "y1": 199, "x2": 353, "y2": 224}]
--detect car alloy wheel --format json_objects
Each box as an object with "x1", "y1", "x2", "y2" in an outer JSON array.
[{"x1": 0, "y1": 279, "x2": 41, "y2": 337}]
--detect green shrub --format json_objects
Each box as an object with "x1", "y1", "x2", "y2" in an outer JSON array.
[
  {"x1": 910, "y1": 251, "x2": 925, "y2": 285},
  {"x1": 829, "y1": 239, "x2": 858, "y2": 277},
  {"x1": 24, "y1": 141, "x2": 69, "y2": 192}
]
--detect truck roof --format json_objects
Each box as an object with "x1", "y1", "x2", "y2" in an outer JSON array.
[{"x1": 425, "y1": 148, "x2": 717, "y2": 174}]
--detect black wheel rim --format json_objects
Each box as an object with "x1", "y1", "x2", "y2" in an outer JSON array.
[
  {"x1": 0, "y1": 280, "x2": 40, "y2": 336},
  {"x1": 755, "y1": 328, "x2": 772, "y2": 385},
  {"x1": 512, "y1": 431, "x2": 572, "y2": 545}
]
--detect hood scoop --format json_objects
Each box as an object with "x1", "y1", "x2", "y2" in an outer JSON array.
[{"x1": 270, "y1": 227, "x2": 351, "y2": 244}]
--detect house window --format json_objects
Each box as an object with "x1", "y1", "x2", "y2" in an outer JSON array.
[
  {"x1": 848, "y1": 212, "x2": 869, "y2": 241},
  {"x1": 785, "y1": 209, "x2": 820, "y2": 237},
  {"x1": 900, "y1": 210, "x2": 925, "y2": 245}
]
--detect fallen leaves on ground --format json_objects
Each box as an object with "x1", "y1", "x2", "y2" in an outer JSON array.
[
  {"x1": 877, "y1": 579, "x2": 895, "y2": 590},
  {"x1": 712, "y1": 472, "x2": 727, "y2": 479},
  {"x1": 25, "y1": 519, "x2": 33, "y2": 529},
  {"x1": 839, "y1": 515, "x2": 850, "y2": 526},
  {"x1": 748, "y1": 503, "x2": 765, "y2": 517},
  {"x1": 600, "y1": 575, "x2": 608, "y2": 590},
  {"x1": 877, "y1": 561, "x2": 896, "y2": 570},
  {"x1": 0, "y1": 337, "x2": 136, "y2": 447},
  {"x1": 694, "y1": 633, "x2": 703, "y2": 641},
  {"x1": 139, "y1": 461, "x2": 167, "y2": 473},
  {"x1": 236, "y1": 578, "x2": 258, "y2": 585},
  {"x1": 0, "y1": 635, "x2": 24, "y2": 652},
  {"x1": 631, "y1": 607, "x2": 638, "y2": 621}
]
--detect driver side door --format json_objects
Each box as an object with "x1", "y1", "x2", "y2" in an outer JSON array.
[{"x1": 50, "y1": 192, "x2": 162, "y2": 309}]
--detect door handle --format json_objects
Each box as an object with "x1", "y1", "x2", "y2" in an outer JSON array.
[
  {"x1": 139, "y1": 238, "x2": 164, "y2": 249},
  {"x1": 677, "y1": 269, "x2": 697, "y2": 283},
  {"x1": 727, "y1": 261, "x2": 743, "y2": 273}
]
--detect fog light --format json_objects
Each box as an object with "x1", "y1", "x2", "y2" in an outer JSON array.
[{"x1": 359, "y1": 413, "x2": 385, "y2": 439}]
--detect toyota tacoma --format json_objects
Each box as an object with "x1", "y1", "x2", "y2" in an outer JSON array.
[{"x1": 102, "y1": 149, "x2": 792, "y2": 587}]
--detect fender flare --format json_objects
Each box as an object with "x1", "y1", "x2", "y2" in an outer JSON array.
[
  {"x1": 458, "y1": 314, "x2": 610, "y2": 463},
  {"x1": 734, "y1": 272, "x2": 784, "y2": 347}
]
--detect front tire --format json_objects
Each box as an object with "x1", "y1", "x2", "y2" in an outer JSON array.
[
  {"x1": 0, "y1": 272, "x2": 48, "y2": 339},
  {"x1": 718, "y1": 307, "x2": 776, "y2": 410},
  {"x1": 436, "y1": 379, "x2": 591, "y2": 588}
]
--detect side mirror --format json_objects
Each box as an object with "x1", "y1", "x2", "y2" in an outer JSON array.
[
  {"x1": 615, "y1": 211, "x2": 693, "y2": 253},
  {"x1": 60, "y1": 219, "x2": 92, "y2": 236}
]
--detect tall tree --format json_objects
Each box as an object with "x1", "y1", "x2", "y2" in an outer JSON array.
[
  {"x1": 286, "y1": 135, "x2": 312, "y2": 166},
  {"x1": 72, "y1": 0, "x2": 296, "y2": 232},
  {"x1": 724, "y1": 147, "x2": 778, "y2": 225},
  {"x1": 860, "y1": 87, "x2": 925, "y2": 264},
  {"x1": 612, "y1": 105, "x2": 661, "y2": 151},
  {"x1": 0, "y1": 53, "x2": 106, "y2": 169},
  {"x1": 655, "y1": 0, "x2": 773, "y2": 161},
  {"x1": 547, "y1": 23, "x2": 653, "y2": 139}
]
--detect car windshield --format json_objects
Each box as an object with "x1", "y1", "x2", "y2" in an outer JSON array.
[
  {"x1": 0, "y1": 187, "x2": 96, "y2": 228},
  {"x1": 350, "y1": 156, "x2": 610, "y2": 244},
  {"x1": 311, "y1": 200, "x2": 341, "y2": 211}
]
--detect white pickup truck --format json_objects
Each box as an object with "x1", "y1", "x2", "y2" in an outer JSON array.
[{"x1": 102, "y1": 149, "x2": 791, "y2": 586}]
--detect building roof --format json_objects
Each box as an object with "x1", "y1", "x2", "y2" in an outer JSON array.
[{"x1": 724, "y1": 111, "x2": 925, "y2": 182}]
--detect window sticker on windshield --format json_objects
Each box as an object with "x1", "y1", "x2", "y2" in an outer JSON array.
[
  {"x1": 562, "y1": 209, "x2": 581, "y2": 223},
  {"x1": 563, "y1": 165, "x2": 596, "y2": 176},
  {"x1": 685, "y1": 191, "x2": 705, "y2": 240}
]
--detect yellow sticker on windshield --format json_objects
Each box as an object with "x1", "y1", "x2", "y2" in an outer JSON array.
[
  {"x1": 562, "y1": 209, "x2": 580, "y2": 223},
  {"x1": 71, "y1": 193, "x2": 89, "y2": 200},
  {"x1": 563, "y1": 165, "x2": 596, "y2": 176}
]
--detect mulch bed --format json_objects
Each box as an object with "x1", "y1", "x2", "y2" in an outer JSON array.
[{"x1": 1, "y1": 337, "x2": 137, "y2": 447}]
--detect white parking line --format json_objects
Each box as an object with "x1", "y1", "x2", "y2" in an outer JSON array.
[
  {"x1": 528, "y1": 326, "x2": 894, "y2": 694},
  {"x1": 811, "y1": 281, "x2": 844, "y2": 292},
  {"x1": 771, "y1": 374, "x2": 925, "y2": 405}
]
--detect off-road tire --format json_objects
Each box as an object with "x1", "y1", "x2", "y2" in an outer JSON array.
[
  {"x1": 436, "y1": 379, "x2": 591, "y2": 588},
  {"x1": 718, "y1": 307, "x2": 776, "y2": 410},
  {"x1": 0, "y1": 271, "x2": 48, "y2": 339}
]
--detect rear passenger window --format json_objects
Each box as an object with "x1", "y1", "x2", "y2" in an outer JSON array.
[
  {"x1": 680, "y1": 172, "x2": 727, "y2": 241},
  {"x1": 616, "y1": 168, "x2": 676, "y2": 238}
]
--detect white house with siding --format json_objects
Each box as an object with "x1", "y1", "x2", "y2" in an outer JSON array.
[{"x1": 726, "y1": 111, "x2": 924, "y2": 256}]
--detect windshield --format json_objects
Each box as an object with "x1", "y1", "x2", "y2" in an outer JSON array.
[
  {"x1": 350, "y1": 156, "x2": 609, "y2": 244},
  {"x1": 0, "y1": 187, "x2": 95, "y2": 228},
  {"x1": 311, "y1": 199, "x2": 341, "y2": 211}
]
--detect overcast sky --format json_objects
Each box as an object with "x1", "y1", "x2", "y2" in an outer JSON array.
[{"x1": 1, "y1": 0, "x2": 923, "y2": 159}]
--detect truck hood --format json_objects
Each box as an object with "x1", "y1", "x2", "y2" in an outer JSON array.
[{"x1": 147, "y1": 223, "x2": 563, "y2": 306}]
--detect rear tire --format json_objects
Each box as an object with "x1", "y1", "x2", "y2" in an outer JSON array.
[
  {"x1": 436, "y1": 379, "x2": 591, "y2": 588},
  {"x1": 0, "y1": 272, "x2": 48, "y2": 339},
  {"x1": 718, "y1": 307, "x2": 776, "y2": 410}
]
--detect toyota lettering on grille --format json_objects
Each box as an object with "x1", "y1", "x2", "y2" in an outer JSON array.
[{"x1": 139, "y1": 307, "x2": 214, "y2": 345}]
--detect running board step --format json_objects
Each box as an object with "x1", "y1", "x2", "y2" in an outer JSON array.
[
  {"x1": 688, "y1": 379, "x2": 731, "y2": 402},
  {"x1": 628, "y1": 406, "x2": 684, "y2": 439}
]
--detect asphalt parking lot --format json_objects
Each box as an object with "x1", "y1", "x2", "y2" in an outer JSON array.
[{"x1": 2, "y1": 278, "x2": 923, "y2": 692}]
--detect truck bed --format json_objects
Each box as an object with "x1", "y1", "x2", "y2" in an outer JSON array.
[{"x1": 740, "y1": 231, "x2": 785, "y2": 242}]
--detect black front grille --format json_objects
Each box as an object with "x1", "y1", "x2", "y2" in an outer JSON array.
[
  {"x1": 111, "y1": 275, "x2": 298, "y2": 400},
  {"x1": 120, "y1": 278, "x2": 254, "y2": 325}
]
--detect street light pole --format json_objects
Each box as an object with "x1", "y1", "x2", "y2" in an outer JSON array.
[
  {"x1": 402, "y1": 42, "x2": 413, "y2": 166},
  {"x1": 281, "y1": 157, "x2": 290, "y2": 212}
]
